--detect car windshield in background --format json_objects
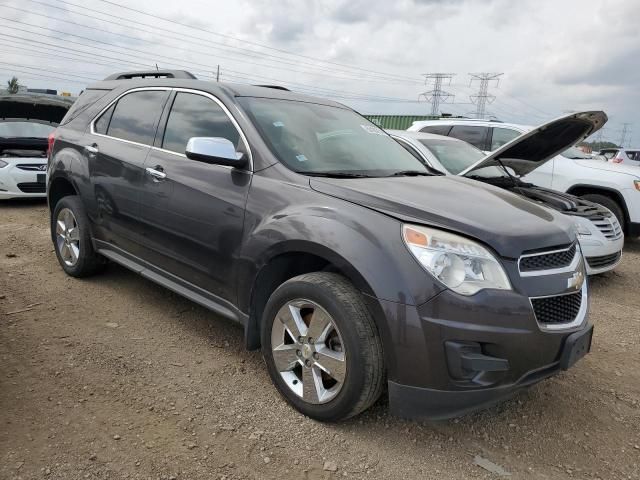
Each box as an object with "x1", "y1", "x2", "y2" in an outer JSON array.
[
  {"x1": 0, "y1": 121, "x2": 55, "y2": 138},
  {"x1": 239, "y1": 97, "x2": 429, "y2": 177},
  {"x1": 417, "y1": 138, "x2": 504, "y2": 176},
  {"x1": 561, "y1": 147, "x2": 592, "y2": 159}
]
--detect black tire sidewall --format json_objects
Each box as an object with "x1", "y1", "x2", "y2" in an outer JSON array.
[
  {"x1": 261, "y1": 276, "x2": 373, "y2": 422},
  {"x1": 52, "y1": 196, "x2": 100, "y2": 277},
  {"x1": 581, "y1": 194, "x2": 625, "y2": 227}
]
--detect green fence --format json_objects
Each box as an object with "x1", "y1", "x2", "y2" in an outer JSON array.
[{"x1": 364, "y1": 115, "x2": 439, "y2": 130}]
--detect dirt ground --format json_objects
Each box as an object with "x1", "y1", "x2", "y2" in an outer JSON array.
[{"x1": 1, "y1": 199, "x2": 639, "y2": 480}]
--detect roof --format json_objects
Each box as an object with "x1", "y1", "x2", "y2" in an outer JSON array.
[
  {"x1": 86, "y1": 77, "x2": 348, "y2": 109},
  {"x1": 410, "y1": 118, "x2": 534, "y2": 131},
  {"x1": 386, "y1": 129, "x2": 461, "y2": 142}
]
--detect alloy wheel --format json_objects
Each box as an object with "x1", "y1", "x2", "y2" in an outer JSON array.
[
  {"x1": 56, "y1": 208, "x2": 80, "y2": 267},
  {"x1": 270, "y1": 299, "x2": 346, "y2": 404}
]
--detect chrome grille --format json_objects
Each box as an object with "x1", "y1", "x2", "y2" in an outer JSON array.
[
  {"x1": 17, "y1": 164, "x2": 47, "y2": 171},
  {"x1": 519, "y1": 243, "x2": 576, "y2": 273},
  {"x1": 590, "y1": 215, "x2": 623, "y2": 240}
]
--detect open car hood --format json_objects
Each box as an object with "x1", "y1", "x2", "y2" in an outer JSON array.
[
  {"x1": 0, "y1": 94, "x2": 74, "y2": 125},
  {"x1": 459, "y1": 111, "x2": 607, "y2": 177}
]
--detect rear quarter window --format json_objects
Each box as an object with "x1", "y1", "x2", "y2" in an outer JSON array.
[
  {"x1": 59, "y1": 89, "x2": 111, "y2": 126},
  {"x1": 418, "y1": 125, "x2": 452, "y2": 136}
]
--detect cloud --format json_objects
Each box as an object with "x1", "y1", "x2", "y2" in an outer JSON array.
[{"x1": 0, "y1": 0, "x2": 637, "y2": 141}]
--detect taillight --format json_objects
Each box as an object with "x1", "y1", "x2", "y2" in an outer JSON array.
[{"x1": 47, "y1": 131, "x2": 56, "y2": 160}]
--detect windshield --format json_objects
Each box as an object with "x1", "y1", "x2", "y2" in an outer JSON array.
[
  {"x1": 0, "y1": 121, "x2": 55, "y2": 138},
  {"x1": 238, "y1": 97, "x2": 429, "y2": 176},
  {"x1": 561, "y1": 146, "x2": 592, "y2": 159},
  {"x1": 417, "y1": 138, "x2": 504, "y2": 176}
]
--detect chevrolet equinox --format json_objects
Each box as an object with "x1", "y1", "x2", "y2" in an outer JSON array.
[{"x1": 47, "y1": 70, "x2": 600, "y2": 421}]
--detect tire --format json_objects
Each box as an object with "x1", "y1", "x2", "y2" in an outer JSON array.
[
  {"x1": 261, "y1": 272, "x2": 384, "y2": 422},
  {"x1": 51, "y1": 195, "x2": 106, "y2": 277},
  {"x1": 579, "y1": 193, "x2": 625, "y2": 227}
]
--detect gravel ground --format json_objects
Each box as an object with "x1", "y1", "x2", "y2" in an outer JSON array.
[{"x1": 1, "y1": 199, "x2": 639, "y2": 480}]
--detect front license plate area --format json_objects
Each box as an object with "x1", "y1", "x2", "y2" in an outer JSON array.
[
  {"x1": 37, "y1": 173, "x2": 46, "y2": 183},
  {"x1": 560, "y1": 325, "x2": 593, "y2": 370}
]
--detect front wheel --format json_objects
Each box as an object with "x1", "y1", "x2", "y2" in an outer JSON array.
[{"x1": 261, "y1": 272, "x2": 384, "y2": 422}]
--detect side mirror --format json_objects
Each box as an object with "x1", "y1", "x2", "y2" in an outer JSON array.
[{"x1": 185, "y1": 137, "x2": 248, "y2": 168}]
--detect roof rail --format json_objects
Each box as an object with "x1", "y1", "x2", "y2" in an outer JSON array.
[
  {"x1": 254, "y1": 85, "x2": 291, "y2": 91},
  {"x1": 104, "y1": 70, "x2": 197, "y2": 80}
]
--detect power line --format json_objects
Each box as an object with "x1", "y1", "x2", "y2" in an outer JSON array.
[
  {"x1": 619, "y1": 123, "x2": 631, "y2": 148},
  {"x1": 468, "y1": 73, "x2": 503, "y2": 119},
  {"x1": 82, "y1": 0, "x2": 424, "y2": 83},
  {"x1": 14, "y1": 1, "x2": 423, "y2": 86},
  {"x1": 419, "y1": 73, "x2": 455, "y2": 115}
]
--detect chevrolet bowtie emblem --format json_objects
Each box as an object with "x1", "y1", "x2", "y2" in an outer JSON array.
[{"x1": 567, "y1": 271, "x2": 584, "y2": 291}]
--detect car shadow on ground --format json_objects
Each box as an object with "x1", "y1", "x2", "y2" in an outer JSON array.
[{"x1": 83, "y1": 261, "x2": 597, "y2": 436}]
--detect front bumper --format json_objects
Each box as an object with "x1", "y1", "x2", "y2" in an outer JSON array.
[
  {"x1": 366, "y1": 265, "x2": 591, "y2": 420},
  {"x1": 0, "y1": 159, "x2": 47, "y2": 199},
  {"x1": 575, "y1": 216, "x2": 623, "y2": 275},
  {"x1": 389, "y1": 324, "x2": 592, "y2": 420}
]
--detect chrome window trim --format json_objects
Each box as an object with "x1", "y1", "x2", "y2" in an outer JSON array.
[
  {"x1": 89, "y1": 87, "x2": 172, "y2": 149},
  {"x1": 530, "y1": 280, "x2": 588, "y2": 332},
  {"x1": 89, "y1": 86, "x2": 253, "y2": 171},
  {"x1": 518, "y1": 243, "x2": 580, "y2": 277}
]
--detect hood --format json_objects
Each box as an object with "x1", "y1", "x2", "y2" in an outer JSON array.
[
  {"x1": 460, "y1": 111, "x2": 607, "y2": 177},
  {"x1": 0, "y1": 94, "x2": 74, "y2": 125},
  {"x1": 310, "y1": 175, "x2": 575, "y2": 259}
]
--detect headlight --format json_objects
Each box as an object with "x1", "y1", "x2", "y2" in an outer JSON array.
[
  {"x1": 0, "y1": 160, "x2": 7, "y2": 168},
  {"x1": 402, "y1": 224, "x2": 511, "y2": 295},
  {"x1": 574, "y1": 221, "x2": 591, "y2": 236}
]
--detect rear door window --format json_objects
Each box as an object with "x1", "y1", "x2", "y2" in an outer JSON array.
[
  {"x1": 626, "y1": 151, "x2": 640, "y2": 161},
  {"x1": 448, "y1": 125, "x2": 489, "y2": 150},
  {"x1": 106, "y1": 90, "x2": 169, "y2": 145},
  {"x1": 601, "y1": 150, "x2": 618, "y2": 159},
  {"x1": 490, "y1": 127, "x2": 521, "y2": 150},
  {"x1": 418, "y1": 125, "x2": 452, "y2": 136},
  {"x1": 161, "y1": 92, "x2": 241, "y2": 154}
]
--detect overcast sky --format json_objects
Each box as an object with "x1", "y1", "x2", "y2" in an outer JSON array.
[{"x1": 0, "y1": 0, "x2": 637, "y2": 144}]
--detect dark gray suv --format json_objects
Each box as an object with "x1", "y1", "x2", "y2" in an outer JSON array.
[{"x1": 48, "y1": 70, "x2": 599, "y2": 421}]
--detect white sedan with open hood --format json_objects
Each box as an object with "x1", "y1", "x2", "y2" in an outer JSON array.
[
  {"x1": 0, "y1": 93, "x2": 74, "y2": 199},
  {"x1": 389, "y1": 111, "x2": 624, "y2": 275}
]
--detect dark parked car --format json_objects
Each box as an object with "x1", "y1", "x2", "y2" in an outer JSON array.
[{"x1": 48, "y1": 70, "x2": 598, "y2": 421}]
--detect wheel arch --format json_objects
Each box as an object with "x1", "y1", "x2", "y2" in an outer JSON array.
[
  {"x1": 48, "y1": 174, "x2": 79, "y2": 213},
  {"x1": 566, "y1": 184, "x2": 630, "y2": 226},
  {"x1": 244, "y1": 242, "x2": 382, "y2": 351}
]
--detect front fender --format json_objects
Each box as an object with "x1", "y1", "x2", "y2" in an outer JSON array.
[{"x1": 238, "y1": 174, "x2": 444, "y2": 312}]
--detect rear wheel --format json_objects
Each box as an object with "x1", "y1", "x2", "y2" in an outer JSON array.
[
  {"x1": 579, "y1": 193, "x2": 625, "y2": 228},
  {"x1": 52, "y1": 196, "x2": 106, "y2": 277},
  {"x1": 261, "y1": 272, "x2": 384, "y2": 421}
]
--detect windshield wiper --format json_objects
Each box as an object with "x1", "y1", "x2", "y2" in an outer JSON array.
[
  {"x1": 302, "y1": 171, "x2": 374, "y2": 178},
  {"x1": 388, "y1": 170, "x2": 437, "y2": 177}
]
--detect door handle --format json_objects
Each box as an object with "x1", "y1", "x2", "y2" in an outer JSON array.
[
  {"x1": 84, "y1": 144, "x2": 99, "y2": 155},
  {"x1": 145, "y1": 166, "x2": 167, "y2": 180}
]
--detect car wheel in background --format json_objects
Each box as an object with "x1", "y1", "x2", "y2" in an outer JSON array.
[
  {"x1": 580, "y1": 194, "x2": 625, "y2": 228},
  {"x1": 261, "y1": 272, "x2": 384, "y2": 422}
]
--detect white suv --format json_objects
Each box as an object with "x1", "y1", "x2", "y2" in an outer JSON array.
[{"x1": 409, "y1": 118, "x2": 640, "y2": 238}]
